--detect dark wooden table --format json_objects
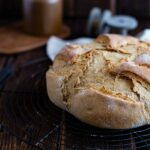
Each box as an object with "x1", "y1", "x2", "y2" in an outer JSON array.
[{"x1": 0, "y1": 48, "x2": 51, "y2": 150}]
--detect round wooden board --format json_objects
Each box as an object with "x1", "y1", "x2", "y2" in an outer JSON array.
[{"x1": 0, "y1": 22, "x2": 70, "y2": 54}]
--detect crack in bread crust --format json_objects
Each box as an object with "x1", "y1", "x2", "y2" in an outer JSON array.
[{"x1": 61, "y1": 50, "x2": 97, "y2": 110}]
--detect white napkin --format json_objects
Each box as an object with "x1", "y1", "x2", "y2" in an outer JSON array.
[
  {"x1": 136, "y1": 29, "x2": 150, "y2": 43},
  {"x1": 46, "y1": 36, "x2": 93, "y2": 61}
]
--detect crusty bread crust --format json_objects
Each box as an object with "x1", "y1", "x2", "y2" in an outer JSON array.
[
  {"x1": 46, "y1": 70, "x2": 65, "y2": 109},
  {"x1": 46, "y1": 34, "x2": 150, "y2": 129},
  {"x1": 46, "y1": 72, "x2": 148, "y2": 129},
  {"x1": 70, "y1": 89, "x2": 148, "y2": 129}
]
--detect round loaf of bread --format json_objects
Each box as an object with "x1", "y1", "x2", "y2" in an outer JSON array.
[{"x1": 46, "y1": 34, "x2": 150, "y2": 129}]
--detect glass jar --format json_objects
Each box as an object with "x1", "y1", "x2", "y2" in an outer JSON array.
[{"x1": 23, "y1": 0, "x2": 63, "y2": 36}]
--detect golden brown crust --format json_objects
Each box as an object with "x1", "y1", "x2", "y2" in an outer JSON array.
[
  {"x1": 46, "y1": 70, "x2": 65, "y2": 109},
  {"x1": 46, "y1": 34, "x2": 150, "y2": 129},
  {"x1": 96, "y1": 34, "x2": 138, "y2": 54},
  {"x1": 46, "y1": 70, "x2": 149, "y2": 129},
  {"x1": 58, "y1": 44, "x2": 89, "y2": 62},
  {"x1": 96, "y1": 34, "x2": 138, "y2": 49},
  {"x1": 70, "y1": 88, "x2": 148, "y2": 129},
  {"x1": 114, "y1": 62, "x2": 150, "y2": 84}
]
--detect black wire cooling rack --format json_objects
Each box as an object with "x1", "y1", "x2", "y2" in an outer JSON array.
[{"x1": 0, "y1": 57, "x2": 150, "y2": 150}]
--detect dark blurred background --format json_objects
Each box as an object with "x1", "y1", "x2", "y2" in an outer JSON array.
[{"x1": 0, "y1": 0, "x2": 149, "y2": 37}]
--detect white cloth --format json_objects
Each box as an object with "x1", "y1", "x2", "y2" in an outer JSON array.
[{"x1": 136, "y1": 29, "x2": 150, "y2": 43}]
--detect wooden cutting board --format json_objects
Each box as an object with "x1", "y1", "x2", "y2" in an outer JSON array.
[{"x1": 0, "y1": 22, "x2": 70, "y2": 54}]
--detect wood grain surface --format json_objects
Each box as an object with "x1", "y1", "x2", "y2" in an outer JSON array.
[
  {"x1": 0, "y1": 48, "x2": 51, "y2": 150},
  {"x1": 0, "y1": 22, "x2": 70, "y2": 54}
]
